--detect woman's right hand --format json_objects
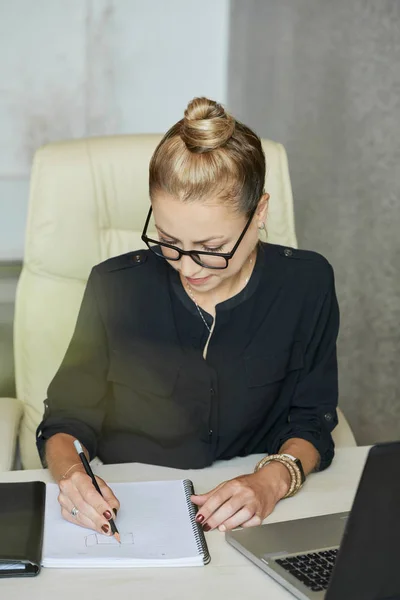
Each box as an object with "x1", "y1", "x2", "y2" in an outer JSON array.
[{"x1": 58, "y1": 469, "x2": 120, "y2": 536}]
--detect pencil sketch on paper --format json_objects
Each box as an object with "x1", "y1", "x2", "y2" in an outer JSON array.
[{"x1": 85, "y1": 533, "x2": 134, "y2": 547}]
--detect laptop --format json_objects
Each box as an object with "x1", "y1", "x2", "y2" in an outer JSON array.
[{"x1": 226, "y1": 442, "x2": 400, "y2": 600}]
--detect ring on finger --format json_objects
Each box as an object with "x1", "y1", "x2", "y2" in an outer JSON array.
[{"x1": 71, "y1": 506, "x2": 79, "y2": 518}]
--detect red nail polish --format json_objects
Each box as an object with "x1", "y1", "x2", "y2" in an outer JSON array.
[
  {"x1": 203, "y1": 523, "x2": 211, "y2": 532},
  {"x1": 103, "y1": 510, "x2": 112, "y2": 520},
  {"x1": 195, "y1": 514, "x2": 205, "y2": 524},
  {"x1": 101, "y1": 524, "x2": 110, "y2": 533}
]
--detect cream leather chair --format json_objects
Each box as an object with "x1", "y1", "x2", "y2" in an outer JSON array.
[{"x1": 0, "y1": 135, "x2": 356, "y2": 471}]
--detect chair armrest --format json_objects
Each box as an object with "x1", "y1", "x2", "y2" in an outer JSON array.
[
  {"x1": 0, "y1": 397, "x2": 23, "y2": 471},
  {"x1": 332, "y1": 407, "x2": 357, "y2": 448}
]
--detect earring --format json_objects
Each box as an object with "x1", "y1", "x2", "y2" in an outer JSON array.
[{"x1": 258, "y1": 222, "x2": 265, "y2": 230}]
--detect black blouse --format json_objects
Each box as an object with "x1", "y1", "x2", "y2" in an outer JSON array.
[{"x1": 36, "y1": 242, "x2": 339, "y2": 471}]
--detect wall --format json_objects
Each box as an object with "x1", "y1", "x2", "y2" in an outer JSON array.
[
  {"x1": 228, "y1": 0, "x2": 400, "y2": 445},
  {"x1": 0, "y1": 0, "x2": 229, "y2": 260}
]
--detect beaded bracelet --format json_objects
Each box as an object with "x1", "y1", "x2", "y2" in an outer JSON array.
[{"x1": 254, "y1": 454, "x2": 303, "y2": 498}]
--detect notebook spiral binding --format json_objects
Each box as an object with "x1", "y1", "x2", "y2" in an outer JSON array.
[{"x1": 183, "y1": 480, "x2": 211, "y2": 565}]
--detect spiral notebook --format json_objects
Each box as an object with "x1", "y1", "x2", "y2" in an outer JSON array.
[
  {"x1": 0, "y1": 479, "x2": 210, "y2": 576},
  {"x1": 42, "y1": 479, "x2": 210, "y2": 568}
]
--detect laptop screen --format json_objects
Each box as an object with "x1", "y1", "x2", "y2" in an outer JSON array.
[{"x1": 326, "y1": 441, "x2": 400, "y2": 600}]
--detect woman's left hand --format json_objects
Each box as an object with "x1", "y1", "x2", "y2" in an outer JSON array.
[{"x1": 191, "y1": 461, "x2": 291, "y2": 532}]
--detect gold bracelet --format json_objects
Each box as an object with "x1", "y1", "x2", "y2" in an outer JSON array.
[
  {"x1": 279, "y1": 457, "x2": 302, "y2": 498},
  {"x1": 261, "y1": 455, "x2": 302, "y2": 498},
  {"x1": 254, "y1": 454, "x2": 303, "y2": 498},
  {"x1": 280, "y1": 456, "x2": 302, "y2": 497},
  {"x1": 60, "y1": 462, "x2": 84, "y2": 481},
  {"x1": 255, "y1": 455, "x2": 299, "y2": 498},
  {"x1": 275, "y1": 458, "x2": 297, "y2": 498},
  {"x1": 278, "y1": 457, "x2": 301, "y2": 498}
]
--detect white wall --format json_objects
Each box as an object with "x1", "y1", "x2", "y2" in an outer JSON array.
[{"x1": 0, "y1": 0, "x2": 229, "y2": 260}]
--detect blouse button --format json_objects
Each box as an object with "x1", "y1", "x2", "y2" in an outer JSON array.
[{"x1": 132, "y1": 253, "x2": 146, "y2": 265}]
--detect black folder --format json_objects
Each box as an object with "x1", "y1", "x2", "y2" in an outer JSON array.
[{"x1": 0, "y1": 481, "x2": 46, "y2": 577}]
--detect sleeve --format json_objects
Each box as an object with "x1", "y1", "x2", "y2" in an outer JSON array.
[
  {"x1": 268, "y1": 263, "x2": 340, "y2": 471},
  {"x1": 36, "y1": 268, "x2": 109, "y2": 465}
]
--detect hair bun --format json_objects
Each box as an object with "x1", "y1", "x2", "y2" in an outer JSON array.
[{"x1": 181, "y1": 97, "x2": 235, "y2": 153}]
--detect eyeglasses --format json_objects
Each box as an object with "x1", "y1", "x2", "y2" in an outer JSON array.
[{"x1": 141, "y1": 206, "x2": 257, "y2": 270}]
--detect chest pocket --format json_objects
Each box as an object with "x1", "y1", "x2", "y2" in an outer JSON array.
[
  {"x1": 108, "y1": 342, "x2": 181, "y2": 397},
  {"x1": 244, "y1": 342, "x2": 304, "y2": 388}
]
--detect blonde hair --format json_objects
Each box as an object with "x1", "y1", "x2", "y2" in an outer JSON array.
[{"x1": 149, "y1": 97, "x2": 265, "y2": 215}]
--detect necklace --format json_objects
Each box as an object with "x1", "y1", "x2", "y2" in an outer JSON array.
[
  {"x1": 184, "y1": 252, "x2": 255, "y2": 333},
  {"x1": 185, "y1": 284, "x2": 213, "y2": 333}
]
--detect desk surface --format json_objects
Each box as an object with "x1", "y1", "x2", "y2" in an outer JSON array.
[{"x1": 0, "y1": 446, "x2": 370, "y2": 599}]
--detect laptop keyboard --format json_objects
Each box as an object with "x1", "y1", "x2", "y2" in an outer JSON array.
[{"x1": 275, "y1": 548, "x2": 338, "y2": 592}]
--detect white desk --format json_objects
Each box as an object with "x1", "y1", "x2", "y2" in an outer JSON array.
[{"x1": 0, "y1": 446, "x2": 370, "y2": 599}]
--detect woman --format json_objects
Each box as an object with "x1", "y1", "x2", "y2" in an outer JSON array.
[{"x1": 36, "y1": 97, "x2": 339, "y2": 537}]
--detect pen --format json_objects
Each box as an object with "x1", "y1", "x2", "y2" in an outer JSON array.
[{"x1": 73, "y1": 439, "x2": 121, "y2": 543}]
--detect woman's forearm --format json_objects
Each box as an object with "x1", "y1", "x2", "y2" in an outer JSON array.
[{"x1": 45, "y1": 433, "x2": 90, "y2": 482}]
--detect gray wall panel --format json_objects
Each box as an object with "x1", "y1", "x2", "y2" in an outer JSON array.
[{"x1": 228, "y1": 0, "x2": 400, "y2": 444}]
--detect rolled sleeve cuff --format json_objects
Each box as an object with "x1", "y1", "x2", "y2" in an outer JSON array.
[
  {"x1": 268, "y1": 416, "x2": 337, "y2": 472},
  {"x1": 36, "y1": 418, "x2": 99, "y2": 467}
]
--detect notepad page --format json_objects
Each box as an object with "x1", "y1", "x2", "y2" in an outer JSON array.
[{"x1": 42, "y1": 480, "x2": 204, "y2": 568}]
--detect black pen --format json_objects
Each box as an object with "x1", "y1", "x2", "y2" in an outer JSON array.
[{"x1": 73, "y1": 440, "x2": 121, "y2": 543}]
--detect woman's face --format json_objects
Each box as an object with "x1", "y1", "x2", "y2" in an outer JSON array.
[{"x1": 151, "y1": 192, "x2": 268, "y2": 293}]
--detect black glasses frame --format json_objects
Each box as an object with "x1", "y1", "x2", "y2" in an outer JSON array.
[{"x1": 141, "y1": 206, "x2": 257, "y2": 270}]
